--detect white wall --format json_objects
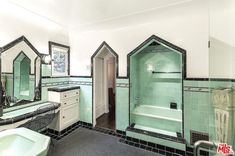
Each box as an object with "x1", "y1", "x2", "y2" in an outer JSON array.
[
  {"x1": 69, "y1": 1, "x2": 209, "y2": 78},
  {"x1": 0, "y1": 1, "x2": 69, "y2": 54},
  {"x1": 209, "y1": 0, "x2": 235, "y2": 79},
  {"x1": 1, "y1": 42, "x2": 38, "y2": 73}
]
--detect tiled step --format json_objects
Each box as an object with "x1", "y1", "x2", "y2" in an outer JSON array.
[
  {"x1": 134, "y1": 124, "x2": 177, "y2": 137},
  {"x1": 132, "y1": 113, "x2": 182, "y2": 133},
  {"x1": 126, "y1": 124, "x2": 185, "y2": 151}
]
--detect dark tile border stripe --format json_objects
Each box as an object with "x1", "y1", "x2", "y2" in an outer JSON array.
[
  {"x1": 185, "y1": 77, "x2": 235, "y2": 82},
  {"x1": 127, "y1": 124, "x2": 185, "y2": 144}
]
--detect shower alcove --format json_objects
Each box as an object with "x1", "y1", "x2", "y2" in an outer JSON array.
[
  {"x1": 13, "y1": 51, "x2": 32, "y2": 100},
  {"x1": 128, "y1": 35, "x2": 186, "y2": 138}
]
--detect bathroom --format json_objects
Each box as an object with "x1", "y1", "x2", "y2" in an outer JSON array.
[{"x1": 0, "y1": 0, "x2": 234, "y2": 156}]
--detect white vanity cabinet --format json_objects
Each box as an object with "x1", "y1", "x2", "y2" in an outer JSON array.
[{"x1": 48, "y1": 87, "x2": 80, "y2": 132}]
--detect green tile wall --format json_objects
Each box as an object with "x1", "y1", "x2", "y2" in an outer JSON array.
[
  {"x1": 69, "y1": 77, "x2": 92, "y2": 124},
  {"x1": 116, "y1": 78, "x2": 129, "y2": 131},
  {"x1": 4, "y1": 68, "x2": 234, "y2": 151},
  {"x1": 42, "y1": 64, "x2": 52, "y2": 77},
  {"x1": 184, "y1": 82, "x2": 212, "y2": 145},
  {"x1": 184, "y1": 80, "x2": 234, "y2": 147},
  {"x1": 130, "y1": 49, "x2": 182, "y2": 109}
]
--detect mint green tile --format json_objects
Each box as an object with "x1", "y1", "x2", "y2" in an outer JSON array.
[
  {"x1": 79, "y1": 85, "x2": 92, "y2": 123},
  {"x1": 42, "y1": 64, "x2": 52, "y2": 77},
  {"x1": 116, "y1": 78, "x2": 129, "y2": 83},
  {"x1": 116, "y1": 87, "x2": 129, "y2": 131}
]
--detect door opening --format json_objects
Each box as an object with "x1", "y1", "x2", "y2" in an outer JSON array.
[{"x1": 93, "y1": 45, "x2": 117, "y2": 130}]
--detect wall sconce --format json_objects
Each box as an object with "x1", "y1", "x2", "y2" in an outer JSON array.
[
  {"x1": 147, "y1": 63, "x2": 155, "y2": 73},
  {"x1": 42, "y1": 55, "x2": 52, "y2": 64}
]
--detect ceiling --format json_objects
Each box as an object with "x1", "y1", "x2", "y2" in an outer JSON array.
[{"x1": 6, "y1": 0, "x2": 192, "y2": 28}]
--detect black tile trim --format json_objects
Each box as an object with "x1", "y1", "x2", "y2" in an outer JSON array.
[
  {"x1": 185, "y1": 77, "x2": 235, "y2": 82},
  {"x1": 47, "y1": 86, "x2": 80, "y2": 92},
  {"x1": 119, "y1": 137, "x2": 186, "y2": 156},
  {"x1": 42, "y1": 121, "x2": 189, "y2": 156},
  {"x1": 0, "y1": 102, "x2": 60, "y2": 126},
  {"x1": 42, "y1": 76, "x2": 70, "y2": 79},
  {"x1": 44, "y1": 121, "x2": 80, "y2": 140},
  {"x1": 185, "y1": 78, "x2": 209, "y2": 81},
  {"x1": 126, "y1": 124, "x2": 185, "y2": 144},
  {"x1": 70, "y1": 75, "x2": 92, "y2": 78},
  {"x1": 79, "y1": 121, "x2": 93, "y2": 128},
  {"x1": 1, "y1": 36, "x2": 42, "y2": 58}
]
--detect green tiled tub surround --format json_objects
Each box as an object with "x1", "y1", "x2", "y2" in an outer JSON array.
[
  {"x1": 13, "y1": 52, "x2": 34, "y2": 100},
  {"x1": 129, "y1": 40, "x2": 183, "y2": 136},
  {"x1": 131, "y1": 105, "x2": 182, "y2": 135}
]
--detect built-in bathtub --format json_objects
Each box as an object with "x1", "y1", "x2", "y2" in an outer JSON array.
[{"x1": 131, "y1": 105, "x2": 182, "y2": 136}]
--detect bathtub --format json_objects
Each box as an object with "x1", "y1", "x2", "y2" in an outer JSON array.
[{"x1": 131, "y1": 105, "x2": 182, "y2": 135}]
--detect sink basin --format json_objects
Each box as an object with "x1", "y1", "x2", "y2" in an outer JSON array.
[{"x1": 0, "y1": 128, "x2": 50, "y2": 156}]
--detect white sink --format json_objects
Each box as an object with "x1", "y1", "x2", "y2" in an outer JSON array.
[{"x1": 0, "y1": 128, "x2": 51, "y2": 156}]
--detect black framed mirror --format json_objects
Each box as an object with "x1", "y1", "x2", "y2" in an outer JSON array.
[{"x1": 0, "y1": 36, "x2": 42, "y2": 109}]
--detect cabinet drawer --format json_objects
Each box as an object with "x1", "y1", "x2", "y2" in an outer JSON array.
[
  {"x1": 61, "y1": 103, "x2": 79, "y2": 130},
  {"x1": 61, "y1": 97, "x2": 79, "y2": 107},
  {"x1": 61, "y1": 90, "x2": 79, "y2": 99}
]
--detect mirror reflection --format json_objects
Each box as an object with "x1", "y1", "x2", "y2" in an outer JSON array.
[{"x1": 1, "y1": 36, "x2": 42, "y2": 108}]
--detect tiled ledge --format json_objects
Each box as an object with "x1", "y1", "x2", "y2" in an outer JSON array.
[
  {"x1": 0, "y1": 102, "x2": 60, "y2": 126},
  {"x1": 127, "y1": 124, "x2": 185, "y2": 144},
  {"x1": 48, "y1": 86, "x2": 80, "y2": 92},
  {"x1": 184, "y1": 86, "x2": 210, "y2": 93}
]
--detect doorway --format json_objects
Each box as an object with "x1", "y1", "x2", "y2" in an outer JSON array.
[{"x1": 92, "y1": 43, "x2": 117, "y2": 130}]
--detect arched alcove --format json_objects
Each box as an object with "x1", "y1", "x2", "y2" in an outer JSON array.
[
  {"x1": 127, "y1": 35, "x2": 186, "y2": 138},
  {"x1": 13, "y1": 51, "x2": 31, "y2": 100}
]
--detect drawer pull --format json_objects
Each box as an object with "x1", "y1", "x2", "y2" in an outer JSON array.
[
  {"x1": 76, "y1": 99, "x2": 78, "y2": 101},
  {"x1": 64, "y1": 103, "x2": 67, "y2": 105},
  {"x1": 76, "y1": 92, "x2": 79, "y2": 94},
  {"x1": 63, "y1": 116, "x2": 65, "y2": 119},
  {"x1": 64, "y1": 95, "x2": 67, "y2": 97}
]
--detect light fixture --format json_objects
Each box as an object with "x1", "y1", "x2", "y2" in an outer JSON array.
[
  {"x1": 42, "y1": 55, "x2": 52, "y2": 64},
  {"x1": 147, "y1": 63, "x2": 154, "y2": 72}
]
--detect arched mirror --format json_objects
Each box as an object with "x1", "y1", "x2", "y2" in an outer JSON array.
[{"x1": 1, "y1": 36, "x2": 42, "y2": 108}]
